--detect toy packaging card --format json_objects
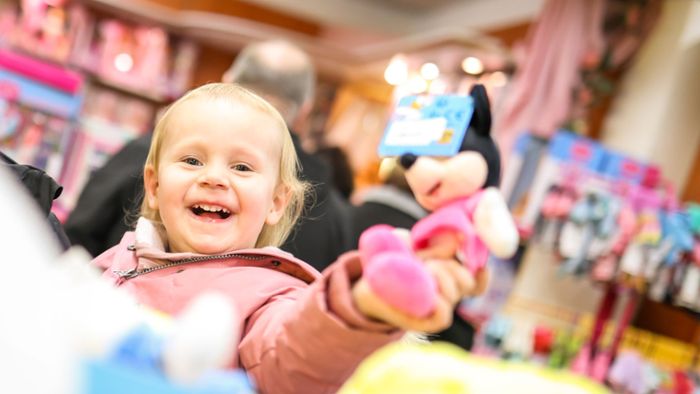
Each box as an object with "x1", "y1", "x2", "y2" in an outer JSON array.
[
  {"x1": 378, "y1": 94, "x2": 474, "y2": 157},
  {"x1": 601, "y1": 150, "x2": 647, "y2": 185},
  {"x1": 547, "y1": 132, "x2": 607, "y2": 173}
]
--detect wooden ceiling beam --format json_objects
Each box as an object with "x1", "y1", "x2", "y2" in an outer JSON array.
[{"x1": 117, "y1": 0, "x2": 322, "y2": 35}]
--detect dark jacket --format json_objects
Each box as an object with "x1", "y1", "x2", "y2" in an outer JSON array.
[
  {"x1": 64, "y1": 134, "x2": 150, "y2": 256},
  {"x1": 349, "y1": 185, "x2": 427, "y2": 248},
  {"x1": 280, "y1": 134, "x2": 353, "y2": 271},
  {"x1": 1, "y1": 151, "x2": 70, "y2": 250}
]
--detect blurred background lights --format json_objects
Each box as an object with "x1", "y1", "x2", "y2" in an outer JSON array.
[
  {"x1": 114, "y1": 53, "x2": 134, "y2": 73},
  {"x1": 428, "y1": 78, "x2": 447, "y2": 94},
  {"x1": 420, "y1": 62, "x2": 440, "y2": 80},
  {"x1": 408, "y1": 74, "x2": 428, "y2": 94},
  {"x1": 461, "y1": 56, "x2": 484, "y2": 75},
  {"x1": 384, "y1": 54, "x2": 408, "y2": 86}
]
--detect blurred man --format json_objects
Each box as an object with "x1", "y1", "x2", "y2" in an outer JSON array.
[
  {"x1": 222, "y1": 40, "x2": 353, "y2": 269},
  {"x1": 66, "y1": 40, "x2": 352, "y2": 270}
]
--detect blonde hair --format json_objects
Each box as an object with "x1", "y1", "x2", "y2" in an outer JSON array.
[{"x1": 141, "y1": 83, "x2": 308, "y2": 248}]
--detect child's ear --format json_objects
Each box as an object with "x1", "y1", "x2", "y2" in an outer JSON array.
[
  {"x1": 265, "y1": 184, "x2": 292, "y2": 225},
  {"x1": 143, "y1": 165, "x2": 159, "y2": 211}
]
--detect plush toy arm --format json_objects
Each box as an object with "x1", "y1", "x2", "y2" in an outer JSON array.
[{"x1": 474, "y1": 187, "x2": 519, "y2": 259}]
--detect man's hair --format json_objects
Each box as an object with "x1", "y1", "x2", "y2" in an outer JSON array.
[
  {"x1": 140, "y1": 83, "x2": 308, "y2": 248},
  {"x1": 223, "y1": 40, "x2": 315, "y2": 125}
]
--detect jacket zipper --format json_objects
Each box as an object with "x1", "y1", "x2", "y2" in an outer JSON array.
[{"x1": 114, "y1": 253, "x2": 268, "y2": 282}]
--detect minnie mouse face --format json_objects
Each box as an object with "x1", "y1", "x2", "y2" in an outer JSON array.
[
  {"x1": 398, "y1": 84, "x2": 499, "y2": 212},
  {"x1": 402, "y1": 152, "x2": 488, "y2": 211}
]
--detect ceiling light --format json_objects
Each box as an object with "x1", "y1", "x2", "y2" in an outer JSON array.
[
  {"x1": 461, "y1": 56, "x2": 484, "y2": 75},
  {"x1": 408, "y1": 74, "x2": 428, "y2": 94},
  {"x1": 114, "y1": 53, "x2": 134, "y2": 73},
  {"x1": 384, "y1": 54, "x2": 408, "y2": 86},
  {"x1": 420, "y1": 62, "x2": 440, "y2": 81},
  {"x1": 428, "y1": 78, "x2": 447, "y2": 94}
]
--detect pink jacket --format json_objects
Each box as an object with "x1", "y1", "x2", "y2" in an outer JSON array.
[{"x1": 93, "y1": 223, "x2": 401, "y2": 394}]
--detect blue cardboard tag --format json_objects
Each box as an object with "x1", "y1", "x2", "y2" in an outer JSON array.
[{"x1": 378, "y1": 94, "x2": 473, "y2": 157}]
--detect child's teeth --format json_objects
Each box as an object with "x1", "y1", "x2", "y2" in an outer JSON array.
[{"x1": 195, "y1": 204, "x2": 230, "y2": 214}]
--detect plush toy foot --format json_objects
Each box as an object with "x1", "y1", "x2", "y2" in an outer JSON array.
[
  {"x1": 359, "y1": 224, "x2": 437, "y2": 317},
  {"x1": 359, "y1": 224, "x2": 413, "y2": 265},
  {"x1": 363, "y1": 252, "x2": 437, "y2": 318}
]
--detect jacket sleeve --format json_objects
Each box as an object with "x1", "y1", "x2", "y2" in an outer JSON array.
[{"x1": 238, "y1": 251, "x2": 402, "y2": 394}]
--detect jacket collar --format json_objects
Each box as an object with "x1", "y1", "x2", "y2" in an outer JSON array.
[{"x1": 123, "y1": 218, "x2": 322, "y2": 282}]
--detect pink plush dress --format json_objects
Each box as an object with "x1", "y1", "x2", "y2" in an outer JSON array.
[{"x1": 411, "y1": 190, "x2": 488, "y2": 273}]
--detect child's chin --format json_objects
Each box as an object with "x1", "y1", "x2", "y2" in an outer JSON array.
[{"x1": 195, "y1": 245, "x2": 233, "y2": 255}]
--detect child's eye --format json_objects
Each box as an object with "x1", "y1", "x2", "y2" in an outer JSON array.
[
  {"x1": 232, "y1": 163, "x2": 252, "y2": 172},
  {"x1": 183, "y1": 157, "x2": 202, "y2": 166}
]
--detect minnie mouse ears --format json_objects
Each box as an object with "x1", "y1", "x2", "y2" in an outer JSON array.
[{"x1": 468, "y1": 84, "x2": 491, "y2": 136}]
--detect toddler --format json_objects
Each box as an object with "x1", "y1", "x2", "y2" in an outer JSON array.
[{"x1": 93, "y1": 83, "x2": 479, "y2": 393}]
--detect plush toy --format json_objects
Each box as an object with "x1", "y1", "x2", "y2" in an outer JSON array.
[
  {"x1": 0, "y1": 166, "x2": 251, "y2": 394},
  {"x1": 358, "y1": 84, "x2": 519, "y2": 318}
]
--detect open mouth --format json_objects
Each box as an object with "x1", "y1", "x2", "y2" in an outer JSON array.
[{"x1": 190, "y1": 203, "x2": 231, "y2": 220}]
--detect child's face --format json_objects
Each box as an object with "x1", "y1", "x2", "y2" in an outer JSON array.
[{"x1": 144, "y1": 98, "x2": 289, "y2": 254}]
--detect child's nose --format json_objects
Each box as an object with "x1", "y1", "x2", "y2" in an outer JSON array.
[{"x1": 198, "y1": 166, "x2": 229, "y2": 189}]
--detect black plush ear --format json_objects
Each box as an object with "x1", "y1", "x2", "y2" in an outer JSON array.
[{"x1": 469, "y1": 84, "x2": 491, "y2": 136}]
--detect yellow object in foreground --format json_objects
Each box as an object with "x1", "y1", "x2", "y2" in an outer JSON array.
[{"x1": 340, "y1": 342, "x2": 609, "y2": 394}]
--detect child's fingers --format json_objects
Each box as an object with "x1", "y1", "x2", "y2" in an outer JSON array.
[
  {"x1": 424, "y1": 259, "x2": 460, "y2": 306},
  {"x1": 429, "y1": 259, "x2": 476, "y2": 297}
]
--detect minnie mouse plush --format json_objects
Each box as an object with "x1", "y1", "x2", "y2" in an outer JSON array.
[{"x1": 357, "y1": 84, "x2": 519, "y2": 318}]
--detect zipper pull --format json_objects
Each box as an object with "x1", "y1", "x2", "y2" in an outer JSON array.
[{"x1": 113, "y1": 268, "x2": 138, "y2": 280}]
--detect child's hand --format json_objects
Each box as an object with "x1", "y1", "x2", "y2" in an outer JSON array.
[{"x1": 352, "y1": 258, "x2": 487, "y2": 333}]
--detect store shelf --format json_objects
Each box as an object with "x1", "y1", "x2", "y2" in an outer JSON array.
[{"x1": 90, "y1": 75, "x2": 170, "y2": 105}]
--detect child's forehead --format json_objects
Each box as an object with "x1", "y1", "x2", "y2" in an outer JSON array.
[
  {"x1": 161, "y1": 97, "x2": 285, "y2": 149},
  {"x1": 172, "y1": 96, "x2": 278, "y2": 123}
]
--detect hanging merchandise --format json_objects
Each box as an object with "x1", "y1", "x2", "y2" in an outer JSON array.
[
  {"x1": 505, "y1": 128, "x2": 700, "y2": 392},
  {"x1": 524, "y1": 134, "x2": 699, "y2": 300},
  {"x1": 535, "y1": 182, "x2": 578, "y2": 251},
  {"x1": 558, "y1": 189, "x2": 617, "y2": 276},
  {"x1": 511, "y1": 131, "x2": 607, "y2": 241}
]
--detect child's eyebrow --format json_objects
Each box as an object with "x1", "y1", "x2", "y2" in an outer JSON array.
[{"x1": 171, "y1": 138, "x2": 268, "y2": 163}]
